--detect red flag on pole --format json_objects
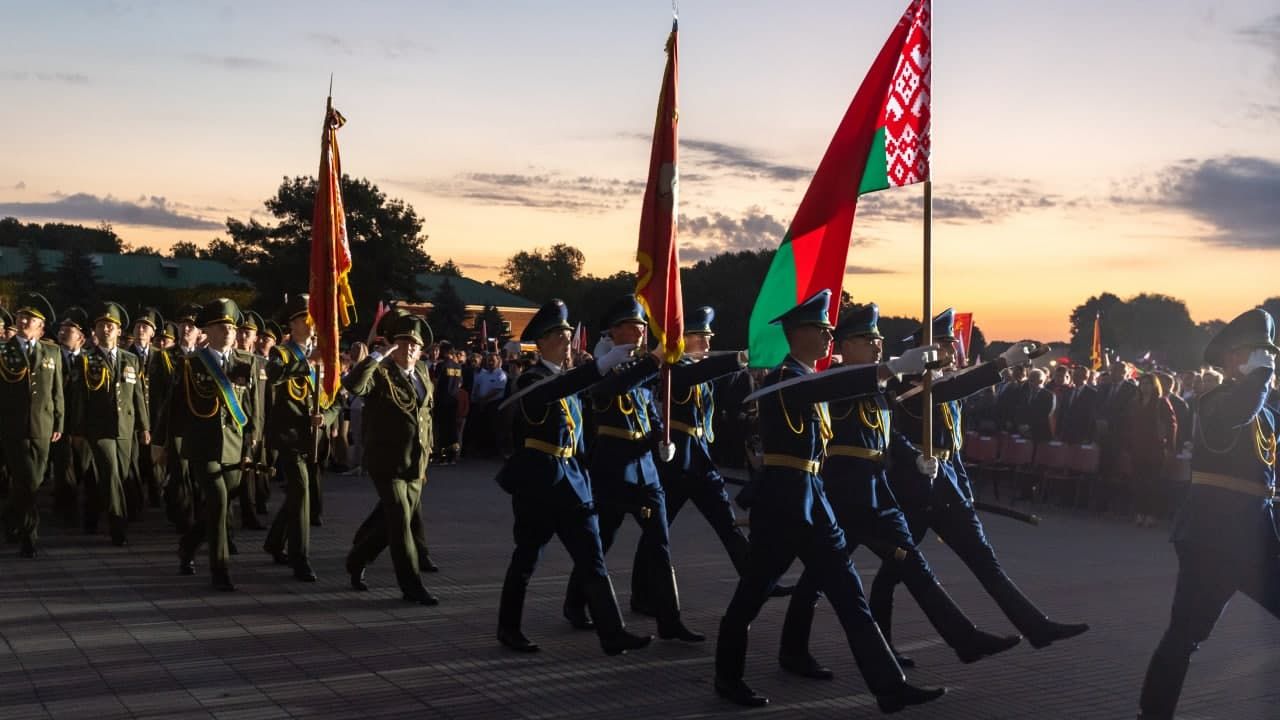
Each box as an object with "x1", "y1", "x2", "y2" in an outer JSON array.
[
  {"x1": 1090, "y1": 313, "x2": 1103, "y2": 370},
  {"x1": 635, "y1": 18, "x2": 684, "y2": 364},
  {"x1": 952, "y1": 312, "x2": 974, "y2": 366},
  {"x1": 308, "y1": 95, "x2": 356, "y2": 409}
]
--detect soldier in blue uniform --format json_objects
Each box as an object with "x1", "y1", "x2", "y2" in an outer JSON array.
[
  {"x1": 561, "y1": 295, "x2": 708, "y2": 643},
  {"x1": 870, "y1": 309, "x2": 1089, "y2": 663},
  {"x1": 1138, "y1": 308, "x2": 1280, "y2": 719},
  {"x1": 495, "y1": 299, "x2": 653, "y2": 656},
  {"x1": 628, "y1": 305, "x2": 784, "y2": 616},
  {"x1": 778, "y1": 303, "x2": 1021, "y2": 679},
  {"x1": 713, "y1": 289, "x2": 946, "y2": 712}
]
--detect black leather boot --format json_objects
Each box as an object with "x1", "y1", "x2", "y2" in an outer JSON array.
[
  {"x1": 714, "y1": 617, "x2": 769, "y2": 707},
  {"x1": 986, "y1": 575, "x2": 1089, "y2": 648},
  {"x1": 1137, "y1": 629, "x2": 1195, "y2": 720},
  {"x1": 955, "y1": 629, "x2": 1023, "y2": 664},
  {"x1": 1026, "y1": 619, "x2": 1090, "y2": 649},
  {"x1": 654, "y1": 567, "x2": 704, "y2": 642},
  {"x1": 779, "y1": 652, "x2": 834, "y2": 680},
  {"x1": 848, "y1": 622, "x2": 946, "y2": 714},
  {"x1": 777, "y1": 577, "x2": 830, "y2": 678},
  {"x1": 584, "y1": 576, "x2": 651, "y2": 656},
  {"x1": 498, "y1": 564, "x2": 538, "y2": 651},
  {"x1": 563, "y1": 603, "x2": 594, "y2": 630}
]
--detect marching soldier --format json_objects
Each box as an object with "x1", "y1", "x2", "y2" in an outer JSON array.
[
  {"x1": 869, "y1": 309, "x2": 1089, "y2": 662},
  {"x1": 713, "y1": 289, "x2": 945, "y2": 712},
  {"x1": 167, "y1": 299, "x2": 259, "y2": 591},
  {"x1": 0, "y1": 293, "x2": 64, "y2": 557},
  {"x1": 160, "y1": 304, "x2": 203, "y2": 533},
  {"x1": 777, "y1": 303, "x2": 1020, "y2": 680},
  {"x1": 127, "y1": 307, "x2": 165, "y2": 513},
  {"x1": 52, "y1": 307, "x2": 93, "y2": 527},
  {"x1": 1138, "y1": 309, "x2": 1280, "y2": 719},
  {"x1": 495, "y1": 299, "x2": 652, "y2": 656},
  {"x1": 67, "y1": 301, "x2": 150, "y2": 546},
  {"x1": 342, "y1": 312, "x2": 440, "y2": 605},
  {"x1": 252, "y1": 318, "x2": 282, "y2": 515},
  {"x1": 562, "y1": 295, "x2": 721, "y2": 643},
  {"x1": 263, "y1": 294, "x2": 338, "y2": 582},
  {"x1": 234, "y1": 310, "x2": 267, "y2": 530}
]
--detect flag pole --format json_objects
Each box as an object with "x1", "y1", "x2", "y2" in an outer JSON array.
[{"x1": 921, "y1": 179, "x2": 933, "y2": 459}]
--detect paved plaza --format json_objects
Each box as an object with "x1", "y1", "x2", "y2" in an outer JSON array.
[{"x1": 2, "y1": 459, "x2": 1277, "y2": 719}]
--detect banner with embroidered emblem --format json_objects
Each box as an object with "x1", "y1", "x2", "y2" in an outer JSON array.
[{"x1": 194, "y1": 348, "x2": 249, "y2": 429}]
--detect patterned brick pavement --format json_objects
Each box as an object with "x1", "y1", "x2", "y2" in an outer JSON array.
[{"x1": 2, "y1": 460, "x2": 1277, "y2": 719}]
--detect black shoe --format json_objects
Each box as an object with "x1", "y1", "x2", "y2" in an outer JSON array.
[
  {"x1": 350, "y1": 568, "x2": 368, "y2": 592},
  {"x1": 265, "y1": 545, "x2": 290, "y2": 565},
  {"x1": 211, "y1": 571, "x2": 237, "y2": 592},
  {"x1": 420, "y1": 557, "x2": 440, "y2": 573},
  {"x1": 629, "y1": 599, "x2": 657, "y2": 617},
  {"x1": 877, "y1": 683, "x2": 947, "y2": 714},
  {"x1": 714, "y1": 676, "x2": 769, "y2": 707},
  {"x1": 18, "y1": 537, "x2": 36, "y2": 558},
  {"x1": 178, "y1": 559, "x2": 196, "y2": 576},
  {"x1": 778, "y1": 653, "x2": 834, "y2": 680},
  {"x1": 228, "y1": 540, "x2": 239, "y2": 556},
  {"x1": 769, "y1": 583, "x2": 794, "y2": 598},
  {"x1": 1027, "y1": 621, "x2": 1089, "y2": 649},
  {"x1": 293, "y1": 563, "x2": 318, "y2": 582},
  {"x1": 658, "y1": 619, "x2": 706, "y2": 643},
  {"x1": 957, "y1": 631, "x2": 1022, "y2": 664},
  {"x1": 601, "y1": 630, "x2": 652, "y2": 656},
  {"x1": 497, "y1": 627, "x2": 539, "y2": 653},
  {"x1": 403, "y1": 589, "x2": 439, "y2": 606},
  {"x1": 563, "y1": 605, "x2": 594, "y2": 631}
]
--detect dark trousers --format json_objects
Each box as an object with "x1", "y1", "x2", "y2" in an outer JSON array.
[
  {"x1": 1, "y1": 437, "x2": 51, "y2": 543},
  {"x1": 87, "y1": 437, "x2": 133, "y2": 539},
  {"x1": 870, "y1": 497, "x2": 1052, "y2": 644},
  {"x1": 265, "y1": 450, "x2": 312, "y2": 564},
  {"x1": 782, "y1": 503, "x2": 982, "y2": 657},
  {"x1": 164, "y1": 436, "x2": 195, "y2": 533},
  {"x1": 1139, "y1": 542, "x2": 1280, "y2": 718},
  {"x1": 350, "y1": 490, "x2": 432, "y2": 567},
  {"x1": 715, "y1": 511, "x2": 905, "y2": 695},
  {"x1": 179, "y1": 461, "x2": 242, "y2": 573},
  {"x1": 52, "y1": 435, "x2": 93, "y2": 526},
  {"x1": 498, "y1": 487, "x2": 611, "y2": 633},
  {"x1": 566, "y1": 481, "x2": 683, "y2": 627},
  {"x1": 631, "y1": 469, "x2": 749, "y2": 607},
  {"x1": 347, "y1": 476, "x2": 428, "y2": 595}
]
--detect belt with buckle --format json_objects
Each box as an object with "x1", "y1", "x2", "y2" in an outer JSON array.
[
  {"x1": 1190, "y1": 471, "x2": 1276, "y2": 499},
  {"x1": 762, "y1": 454, "x2": 820, "y2": 474},
  {"x1": 524, "y1": 438, "x2": 574, "y2": 459},
  {"x1": 596, "y1": 425, "x2": 645, "y2": 441},
  {"x1": 669, "y1": 420, "x2": 704, "y2": 438},
  {"x1": 826, "y1": 445, "x2": 885, "y2": 463}
]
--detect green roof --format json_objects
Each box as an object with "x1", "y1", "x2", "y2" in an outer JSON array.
[
  {"x1": 0, "y1": 248, "x2": 248, "y2": 289},
  {"x1": 416, "y1": 273, "x2": 537, "y2": 309}
]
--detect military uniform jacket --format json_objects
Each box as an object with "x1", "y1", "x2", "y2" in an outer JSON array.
[
  {"x1": 588, "y1": 356, "x2": 666, "y2": 498},
  {"x1": 0, "y1": 336, "x2": 64, "y2": 441},
  {"x1": 496, "y1": 359, "x2": 602, "y2": 502},
  {"x1": 150, "y1": 346, "x2": 190, "y2": 445},
  {"x1": 263, "y1": 342, "x2": 340, "y2": 454},
  {"x1": 1173, "y1": 367, "x2": 1278, "y2": 560},
  {"x1": 68, "y1": 345, "x2": 149, "y2": 440},
  {"x1": 133, "y1": 344, "x2": 171, "y2": 433},
  {"x1": 665, "y1": 354, "x2": 747, "y2": 479},
  {"x1": 823, "y1": 371, "x2": 920, "y2": 516},
  {"x1": 343, "y1": 355, "x2": 434, "y2": 480},
  {"x1": 751, "y1": 355, "x2": 882, "y2": 537},
  {"x1": 163, "y1": 349, "x2": 258, "y2": 465},
  {"x1": 891, "y1": 361, "x2": 1003, "y2": 508}
]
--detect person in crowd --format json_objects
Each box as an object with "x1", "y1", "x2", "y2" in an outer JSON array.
[{"x1": 1126, "y1": 374, "x2": 1178, "y2": 528}]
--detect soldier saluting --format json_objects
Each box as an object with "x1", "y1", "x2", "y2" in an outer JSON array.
[
  {"x1": 0, "y1": 293, "x2": 64, "y2": 558},
  {"x1": 67, "y1": 301, "x2": 150, "y2": 547},
  {"x1": 1138, "y1": 308, "x2": 1280, "y2": 719}
]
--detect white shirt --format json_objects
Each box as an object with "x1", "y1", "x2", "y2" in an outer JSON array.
[{"x1": 472, "y1": 367, "x2": 508, "y2": 402}]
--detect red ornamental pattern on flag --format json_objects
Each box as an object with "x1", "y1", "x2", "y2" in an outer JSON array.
[{"x1": 884, "y1": 0, "x2": 931, "y2": 187}]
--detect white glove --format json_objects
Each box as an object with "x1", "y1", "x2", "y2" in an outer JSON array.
[
  {"x1": 886, "y1": 345, "x2": 937, "y2": 377},
  {"x1": 595, "y1": 343, "x2": 637, "y2": 374},
  {"x1": 915, "y1": 454, "x2": 939, "y2": 479},
  {"x1": 999, "y1": 341, "x2": 1037, "y2": 367},
  {"x1": 737, "y1": 350, "x2": 749, "y2": 368},
  {"x1": 593, "y1": 335, "x2": 614, "y2": 359},
  {"x1": 1240, "y1": 348, "x2": 1277, "y2": 375},
  {"x1": 657, "y1": 440, "x2": 675, "y2": 463}
]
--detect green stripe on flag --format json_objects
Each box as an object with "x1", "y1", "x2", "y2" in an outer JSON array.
[
  {"x1": 747, "y1": 239, "x2": 799, "y2": 369},
  {"x1": 857, "y1": 126, "x2": 889, "y2": 195}
]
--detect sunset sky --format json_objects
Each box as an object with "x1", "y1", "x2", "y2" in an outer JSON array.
[{"x1": 2, "y1": 1, "x2": 1277, "y2": 341}]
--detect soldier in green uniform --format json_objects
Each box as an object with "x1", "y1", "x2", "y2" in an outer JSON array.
[
  {"x1": 234, "y1": 310, "x2": 267, "y2": 530},
  {"x1": 0, "y1": 293, "x2": 64, "y2": 557},
  {"x1": 343, "y1": 313, "x2": 441, "y2": 604},
  {"x1": 253, "y1": 318, "x2": 282, "y2": 515},
  {"x1": 158, "y1": 304, "x2": 202, "y2": 533},
  {"x1": 52, "y1": 307, "x2": 93, "y2": 528},
  {"x1": 67, "y1": 301, "x2": 150, "y2": 546},
  {"x1": 0, "y1": 306, "x2": 14, "y2": 340},
  {"x1": 263, "y1": 294, "x2": 338, "y2": 582},
  {"x1": 166, "y1": 299, "x2": 259, "y2": 591},
  {"x1": 127, "y1": 307, "x2": 165, "y2": 514}
]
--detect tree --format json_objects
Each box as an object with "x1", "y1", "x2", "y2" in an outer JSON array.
[
  {"x1": 170, "y1": 241, "x2": 200, "y2": 259},
  {"x1": 1067, "y1": 292, "x2": 1123, "y2": 364},
  {"x1": 439, "y1": 258, "x2": 463, "y2": 277},
  {"x1": 52, "y1": 244, "x2": 100, "y2": 311},
  {"x1": 475, "y1": 304, "x2": 508, "y2": 349},
  {"x1": 1067, "y1": 292, "x2": 1203, "y2": 370},
  {"x1": 501, "y1": 243, "x2": 586, "y2": 303},
  {"x1": 121, "y1": 243, "x2": 161, "y2": 256},
  {"x1": 221, "y1": 175, "x2": 438, "y2": 334},
  {"x1": 0, "y1": 216, "x2": 123, "y2": 253},
  {"x1": 20, "y1": 242, "x2": 49, "y2": 294},
  {"x1": 429, "y1": 277, "x2": 469, "y2": 345},
  {"x1": 678, "y1": 249, "x2": 775, "y2": 350}
]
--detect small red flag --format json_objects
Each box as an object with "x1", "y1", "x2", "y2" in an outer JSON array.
[
  {"x1": 635, "y1": 19, "x2": 684, "y2": 364},
  {"x1": 308, "y1": 96, "x2": 356, "y2": 409},
  {"x1": 1090, "y1": 314, "x2": 1103, "y2": 370},
  {"x1": 952, "y1": 312, "x2": 973, "y2": 366}
]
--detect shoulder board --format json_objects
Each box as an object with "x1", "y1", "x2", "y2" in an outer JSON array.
[{"x1": 39, "y1": 338, "x2": 58, "y2": 347}]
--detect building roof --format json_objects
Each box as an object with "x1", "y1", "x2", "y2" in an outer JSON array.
[
  {"x1": 415, "y1": 273, "x2": 537, "y2": 309},
  {"x1": 0, "y1": 248, "x2": 248, "y2": 288}
]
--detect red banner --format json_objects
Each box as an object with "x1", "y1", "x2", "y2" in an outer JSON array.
[
  {"x1": 308, "y1": 97, "x2": 355, "y2": 409},
  {"x1": 952, "y1": 312, "x2": 974, "y2": 366}
]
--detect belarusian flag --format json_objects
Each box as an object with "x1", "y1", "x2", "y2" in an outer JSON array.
[{"x1": 748, "y1": 0, "x2": 930, "y2": 368}]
